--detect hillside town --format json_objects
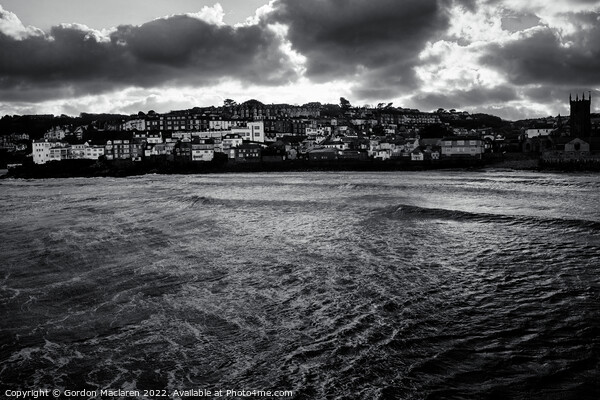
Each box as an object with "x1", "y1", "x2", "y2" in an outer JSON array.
[{"x1": 2, "y1": 96, "x2": 600, "y2": 173}]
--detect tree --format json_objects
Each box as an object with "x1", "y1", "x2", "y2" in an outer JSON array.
[
  {"x1": 224, "y1": 99, "x2": 237, "y2": 108},
  {"x1": 321, "y1": 103, "x2": 342, "y2": 117},
  {"x1": 340, "y1": 97, "x2": 351, "y2": 112},
  {"x1": 419, "y1": 124, "x2": 452, "y2": 138},
  {"x1": 372, "y1": 124, "x2": 385, "y2": 136},
  {"x1": 303, "y1": 102, "x2": 322, "y2": 108}
]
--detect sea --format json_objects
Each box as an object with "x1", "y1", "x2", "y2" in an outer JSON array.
[{"x1": 1, "y1": 170, "x2": 599, "y2": 400}]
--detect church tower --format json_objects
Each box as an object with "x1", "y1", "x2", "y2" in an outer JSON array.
[{"x1": 569, "y1": 93, "x2": 591, "y2": 137}]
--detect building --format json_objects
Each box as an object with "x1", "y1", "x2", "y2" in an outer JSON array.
[
  {"x1": 71, "y1": 144, "x2": 87, "y2": 159},
  {"x1": 105, "y1": 140, "x2": 132, "y2": 160},
  {"x1": 191, "y1": 143, "x2": 215, "y2": 162},
  {"x1": 321, "y1": 139, "x2": 349, "y2": 151},
  {"x1": 411, "y1": 148, "x2": 424, "y2": 161},
  {"x1": 308, "y1": 148, "x2": 337, "y2": 161},
  {"x1": 158, "y1": 113, "x2": 206, "y2": 131},
  {"x1": 423, "y1": 147, "x2": 440, "y2": 160},
  {"x1": 229, "y1": 143, "x2": 262, "y2": 162},
  {"x1": 262, "y1": 141, "x2": 287, "y2": 162},
  {"x1": 32, "y1": 140, "x2": 54, "y2": 164},
  {"x1": 209, "y1": 119, "x2": 234, "y2": 131},
  {"x1": 146, "y1": 132, "x2": 163, "y2": 144},
  {"x1": 542, "y1": 138, "x2": 595, "y2": 162},
  {"x1": 121, "y1": 118, "x2": 146, "y2": 131},
  {"x1": 43, "y1": 126, "x2": 69, "y2": 140},
  {"x1": 222, "y1": 134, "x2": 243, "y2": 151},
  {"x1": 338, "y1": 150, "x2": 367, "y2": 160},
  {"x1": 564, "y1": 138, "x2": 590, "y2": 156},
  {"x1": 440, "y1": 136, "x2": 484, "y2": 159},
  {"x1": 73, "y1": 126, "x2": 85, "y2": 140},
  {"x1": 231, "y1": 121, "x2": 265, "y2": 143},
  {"x1": 570, "y1": 93, "x2": 591, "y2": 137},
  {"x1": 196, "y1": 131, "x2": 226, "y2": 140},
  {"x1": 306, "y1": 126, "x2": 332, "y2": 136},
  {"x1": 147, "y1": 142, "x2": 176, "y2": 161},
  {"x1": 84, "y1": 144, "x2": 105, "y2": 160},
  {"x1": 172, "y1": 132, "x2": 192, "y2": 141},
  {"x1": 522, "y1": 136, "x2": 554, "y2": 154},
  {"x1": 48, "y1": 145, "x2": 72, "y2": 162},
  {"x1": 526, "y1": 128, "x2": 554, "y2": 138},
  {"x1": 174, "y1": 142, "x2": 192, "y2": 162}
]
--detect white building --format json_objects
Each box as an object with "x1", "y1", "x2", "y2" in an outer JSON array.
[
  {"x1": 222, "y1": 134, "x2": 243, "y2": 151},
  {"x1": 44, "y1": 127, "x2": 69, "y2": 141},
  {"x1": 191, "y1": 143, "x2": 215, "y2": 161},
  {"x1": 209, "y1": 120, "x2": 234, "y2": 131},
  {"x1": 71, "y1": 144, "x2": 87, "y2": 159},
  {"x1": 306, "y1": 126, "x2": 332, "y2": 136},
  {"x1": 373, "y1": 149, "x2": 392, "y2": 160},
  {"x1": 369, "y1": 141, "x2": 396, "y2": 158},
  {"x1": 322, "y1": 140, "x2": 349, "y2": 151},
  {"x1": 67, "y1": 141, "x2": 106, "y2": 160},
  {"x1": 172, "y1": 131, "x2": 192, "y2": 141},
  {"x1": 195, "y1": 131, "x2": 227, "y2": 140},
  {"x1": 526, "y1": 128, "x2": 554, "y2": 138},
  {"x1": 48, "y1": 145, "x2": 72, "y2": 162},
  {"x1": 32, "y1": 140, "x2": 54, "y2": 164},
  {"x1": 440, "y1": 137, "x2": 484, "y2": 158},
  {"x1": 384, "y1": 125, "x2": 397, "y2": 134},
  {"x1": 399, "y1": 113, "x2": 441, "y2": 125},
  {"x1": 121, "y1": 118, "x2": 146, "y2": 131},
  {"x1": 231, "y1": 121, "x2": 264, "y2": 143},
  {"x1": 146, "y1": 132, "x2": 163, "y2": 144},
  {"x1": 411, "y1": 149, "x2": 424, "y2": 161},
  {"x1": 85, "y1": 144, "x2": 105, "y2": 160}
]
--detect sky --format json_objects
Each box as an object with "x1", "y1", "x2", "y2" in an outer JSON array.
[{"x1": 0, "y1": 0, "x2": 599, "y2": 120}]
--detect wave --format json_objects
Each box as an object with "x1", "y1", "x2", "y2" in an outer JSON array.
[
  {"x1": 189, "y1": 195, "x2": 216, "y2": 207},
  {"x1": 183, "y1": 194, "x2": 337, "y2": 210},
  {"x1": 373, "y1": 204, "x2": 600, "y2": 232}
]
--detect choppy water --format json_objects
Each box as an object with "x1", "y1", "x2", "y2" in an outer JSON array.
[{"x1": 1, "y1": 171, "x2": 599, "y2": 399}]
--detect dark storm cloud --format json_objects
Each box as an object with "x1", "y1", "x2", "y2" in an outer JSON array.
[
  {"x1": 268, "y1": 0, "x2": 459, "y2": 97},
  {"x1": 413, "y1": 86, "x2": 518, "y2": 111},
  {"x1": 480, "y1": 12, "x2": 600, "y2": 87},
  {"x1": 0, "y1": 13, "x2": 297, "y2": 101},
  {"x1": 522, "y1": 86, "x2": 600, "y2": 114}
]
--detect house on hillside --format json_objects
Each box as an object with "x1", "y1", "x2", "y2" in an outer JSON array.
[
  {"x1": 308, "y1": 148, "x2": 337, "y2": 161},
  {"x1": 411, "y1": 148, "x2": 424, "y2": 161},
  {"x1": 440, "y1": 136, "x2": 484, "y2": 159},
  {"x1": 192, "y1": 142, "x2": 215, "y2": 162},
  {"x1": 229, "y1": 143, "x2": 262, "y2": 162}
]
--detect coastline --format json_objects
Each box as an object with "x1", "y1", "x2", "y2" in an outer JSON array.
[
  {"x1": 5, "y1": 153, "x2": 600, "y2": 179},
  {"x1": 0, "y1": 156, "x2": 540, "y2": 179}
]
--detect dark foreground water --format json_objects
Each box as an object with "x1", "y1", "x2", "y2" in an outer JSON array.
[{"x1": 1, "y1": 171, "x2": 599, "y2": 399}]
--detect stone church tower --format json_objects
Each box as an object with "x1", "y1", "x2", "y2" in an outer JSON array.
[{"x1": 569, "y1": 93, "x2": 591, "y2": 137}]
